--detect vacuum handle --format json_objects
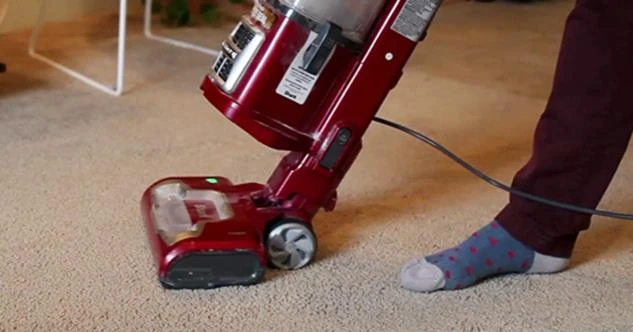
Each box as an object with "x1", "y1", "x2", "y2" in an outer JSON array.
[{"x1": 301, "y1": 22, "x2": 341, "y2": 75}]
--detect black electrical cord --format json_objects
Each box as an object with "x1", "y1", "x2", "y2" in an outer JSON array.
[{"x1": 373, "y1": 116, "x2": 633, "y2": 221}]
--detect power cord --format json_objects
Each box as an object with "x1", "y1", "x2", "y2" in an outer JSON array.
[{"x1": 372, "y1": 116, "x2": 633, "y2": 221}]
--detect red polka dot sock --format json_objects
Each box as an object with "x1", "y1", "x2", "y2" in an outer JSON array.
[{"x1": 400, "y1": 221, "x2": 569, "y2": 292}]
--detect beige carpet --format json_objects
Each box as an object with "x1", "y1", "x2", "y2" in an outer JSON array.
[{"x1": 2, "y1": 1, "x2": 633, "y2": 331}]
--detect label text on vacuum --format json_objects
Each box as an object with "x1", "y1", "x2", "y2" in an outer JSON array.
[
  {"x1": 276, "y1": 32, "x2": 323, "y2": 105},
  {"x1": 391, "y1": 0, "x2": 441, "y2": 42}
]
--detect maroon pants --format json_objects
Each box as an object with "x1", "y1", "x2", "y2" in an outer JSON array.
[{"x1": 496, "y1": 0, "x2": 633, "y2": 258}]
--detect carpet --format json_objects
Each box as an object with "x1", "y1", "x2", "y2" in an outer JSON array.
[{"x1": 2, "y1": 1, "x2": 633, "y2": 331}]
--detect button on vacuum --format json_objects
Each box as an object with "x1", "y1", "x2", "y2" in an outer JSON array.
[{"x1": 320, "y1": 128, "x2": 352, "y2": 170}]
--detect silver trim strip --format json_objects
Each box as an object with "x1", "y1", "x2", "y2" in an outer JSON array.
[{"x1": 210, "y1": 18, "x2": 266, "y2": 94}]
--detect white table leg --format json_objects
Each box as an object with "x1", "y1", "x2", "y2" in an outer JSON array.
[
  {"x1": 28, "y1": 0, "x2": 127, "y2": 96},
  {"x1": 143, "y1": 0, "x2": 219, "y2": 56}
]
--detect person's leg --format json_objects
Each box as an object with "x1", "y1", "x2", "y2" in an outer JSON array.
[
  {"x1": 401, "y1": 0, "x2": 633, "y2": 292},
  {"x1": 496, "y1": 0, "x2": 633, "y2": 258}
]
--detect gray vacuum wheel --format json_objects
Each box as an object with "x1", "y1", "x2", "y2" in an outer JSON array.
[{"x1": 265, "y1": 221, "x2": 317, "y2": 270}]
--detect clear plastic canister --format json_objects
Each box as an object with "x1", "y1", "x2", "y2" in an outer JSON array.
[{"x1": 279, "y1": 0, "x2": 388, "y2": 42}]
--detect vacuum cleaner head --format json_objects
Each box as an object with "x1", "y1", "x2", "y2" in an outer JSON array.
[{"x1": 140, "y1": 177, "x2": 318, "y2": 289}]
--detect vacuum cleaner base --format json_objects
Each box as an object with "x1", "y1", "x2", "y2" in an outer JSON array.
[{"x1": 140, "y1": 176, "x2": 317, "y2": 289}]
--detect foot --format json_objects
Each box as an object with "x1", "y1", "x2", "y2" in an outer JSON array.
[{"x1": 400, "y1": 221, "x2": 569, "y2": 292}]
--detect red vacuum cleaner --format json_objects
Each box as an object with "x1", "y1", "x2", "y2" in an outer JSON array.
[{"x1": 141, "y1": 0, "x2": 442, "y2": 289}]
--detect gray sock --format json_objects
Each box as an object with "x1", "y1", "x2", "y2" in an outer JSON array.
[{"x1": 400, "y1": 221, "x2": 570, "y2": 292}]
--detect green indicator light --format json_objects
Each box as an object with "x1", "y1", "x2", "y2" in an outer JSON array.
[{"x1": 206, "y1": 178, "x2": 219, "y2": 184}]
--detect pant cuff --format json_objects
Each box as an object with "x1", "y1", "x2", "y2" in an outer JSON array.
[{"x1": 496, "y1": 205, "x2": 579, "y2": 258}]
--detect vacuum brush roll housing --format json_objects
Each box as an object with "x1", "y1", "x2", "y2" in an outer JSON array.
[{"x1": 141, "y1": 0, "x2": 442, "y2": 289}]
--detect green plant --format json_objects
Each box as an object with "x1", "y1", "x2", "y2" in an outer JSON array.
[{"x1": 143, "y1": 0, "x2": 248, "y2": 27}]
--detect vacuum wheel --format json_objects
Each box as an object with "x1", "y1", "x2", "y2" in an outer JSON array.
[{"x1": 265, "y1": 220, "x2": 317, "y2": 270}]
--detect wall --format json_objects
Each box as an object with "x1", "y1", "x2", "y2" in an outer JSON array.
[{"x1": 0, "y1": 0, "x2": 141, "y2": 34}]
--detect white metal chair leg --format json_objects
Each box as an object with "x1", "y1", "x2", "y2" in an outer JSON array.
[
  {"x1": 143, "y1": 0, "x2": 219, "y2": 56},
  {"x1": 0, "y1": 0, "x2": 9, "y2": 25},
  {"x1": 28, "y1": 0, "x2": 127, "y2": 96}
]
